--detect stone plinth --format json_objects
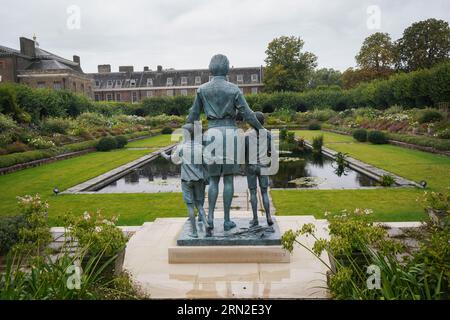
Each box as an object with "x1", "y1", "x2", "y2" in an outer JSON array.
[
  {"x1": 177, "y1": 218, "x2": 282, "y2": 246},
  {"x1": 169, "y1": 245, "x2": 290, "y2": 264}
]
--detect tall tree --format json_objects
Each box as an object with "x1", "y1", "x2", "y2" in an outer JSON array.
[
  {"x1": 308, "y1": 68, "x2": 343, "y2": 89},
  {"x1": 356, "y1": 32, "x2": 395, "y2": 71},
  {"x1": 396, "y1": 18, "x2": 450, "y2": 71},
  {"x1": 264, "y1": 36, "x2": 317, "y2": 92}
]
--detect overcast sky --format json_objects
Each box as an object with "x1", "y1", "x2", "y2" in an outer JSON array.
[{"x1": 1, "y1": 0, "x2": 449, "y2": 73}]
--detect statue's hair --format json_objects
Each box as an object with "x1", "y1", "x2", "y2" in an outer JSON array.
[{"x1": 209, "y1": 54, "x2": 229, "y2": 76}]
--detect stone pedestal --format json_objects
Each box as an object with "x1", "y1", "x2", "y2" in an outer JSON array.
[{"x1": 172, "y1": 217, "x2": 288, "y2": 263}]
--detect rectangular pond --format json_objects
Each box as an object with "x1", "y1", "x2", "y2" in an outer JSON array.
[{"x1": 95, "y1": 150, "x2": 378, "y2": 193}]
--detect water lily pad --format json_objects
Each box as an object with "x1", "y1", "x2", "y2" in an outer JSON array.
[{"x1": 288, "y1": 176, "x2": 326, "y2": 187}]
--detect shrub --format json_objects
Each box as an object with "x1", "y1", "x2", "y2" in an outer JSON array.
[
  {"x1": 161, "y1": 127, "x2": 173, "y2": 134},
  {"x1": 27, "y1": 136, "x2": 56, "y2": 149},
  {"x1": 0, "y1": 215, "x2": 27, "y2": 255},
  {"x1": 418, "y1": 109, "x2": 444, "y2": 124},
  {"x1": 96, "y1": 136, "x2": 117, "y2": 151},
  {"x1": 380, "y1": 174, "x2": 396, "y2": 187},
  {"x1": 367, "y1": 130, "x2": 388, "y2": 144},
  {"x1": 5, "y1": 141, "x2": 28, "y2": 153},
  {"x1": 114, "y1": 135, "x2": 128, "y2": 149},
  {"x1": 0, "y1": 114, "x2": 18, "y2": 132},
  {"x1": 352, "y1": 129, "x2": 368, "y2": 142},
  {"x1": 308, "y1": 122, "x2": 321, "y2": 130},
  {"x1": 41, "y1": 117, "x2": 71, "y2": 134},
  {"x1": 312, "y1": 135, "x2": 324, "y2": 153}
]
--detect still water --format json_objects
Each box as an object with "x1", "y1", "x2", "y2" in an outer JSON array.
[{"x1": 96, "y1": 151, "x2": 377, "y2": 193}]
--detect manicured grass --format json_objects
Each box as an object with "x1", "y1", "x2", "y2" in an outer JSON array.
[
  {"x1": 270, "y1": 130, "x2": 450, "y2": 222},
  {"x1": 0, "y1": 134, "x2": 182, "y2": 224},
  {"x1": 272, "y1": 188, "x2": 425, "y2": 221},
  {"x1": 126, "y1": 134, "x2": 175, "y2": 148}
]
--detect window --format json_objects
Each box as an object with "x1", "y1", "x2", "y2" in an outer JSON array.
[
  {"x1": 132, "y1": 91, "x2": 138, "y2": 103},
  {"x1": 53, "y1": 81, "x2": 62, "y2": 90},
  {"x1": 81, "y1": 83, "x2": 85, "y2": 92},
  {"x1": 195, "y1": 76, "x2": 201, "y2": 85},
  {"x1": 95, "y1": 80, "x2": 100, "y2": 87},
  {"x1": 115, "y1": 93, "x2": 121, "y2": 101},
  {"x1": 251, "y1": 87, "x2": 258, "y2": 94},
  {"x1": 94, "y1": 94, "x2": 100, "y2": 101},
  {"x1": 146, "y1": 78, "x2": 153, "y2": 87},
  {"x1": 130, "y1": 79, "x2": 136, "y2": 87},
  {"x1": 73, "y1": 82, "x2": 77, "y2": 91},
  {"x1": 166, "y1": 78, "x2": 173, "y2": 86},
  {"x1": 251, "y1": 74, "x2": 258, "y2": 83},
  {"x1": 37, "y1": 81, "x2": 46, "y2": 88},
  {"x1": 181, "y1": 77, "x2": 188, "y2": 86},
  {"x1": 106, "y1": 93, "x2": 113, "y2": 101},
  {"x1": 237, "y1": 74, "x2": 243, "y2": 83},
  {"x1": 166, "y1": 89, "x2": 174, "y2": 96},
  {"x1": 116, "y1": 80, "x2": 122, "y2": 87},
  {"x1": 180, "y1": 89, "x2": 188, "y2": 96},
  {"x1": 107, "y1": 80, "x2": 113, "y2": 87},
  {"x1": 146, "y1": 91, "x2": 153, "y2": 97},
  {"x1": 209, "y1": 76, "x2": 213, "y2": 82}
]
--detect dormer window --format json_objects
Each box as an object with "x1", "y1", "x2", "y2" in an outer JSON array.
[
  {"x1": 130, "y1": 79, "x2": 136, "y2": 87},
  {"x1": 195, "y1": 76, "x2": 201, "y2": 85},
  {"x1": 115, "y1": 80, "x2": 122, "y2": 87},
  {"x1": 166, "y1": 78, "x2": 173, "y2": 86},
  {"x1": 95, "y1": 80, "x2": 101, "y2": 87},
  {"x1": 146, "y1": 78, "x2": 153, "y2": 87},
  {"x1": 107, "y1": 80, "x2": 113, "y2": 87},
  {"x1": 181, "y1": 77, "x2": 188, "y2": 86},
  {"x1": 251, "y1": 74, "x2": 258, "y2": 83},
  {"x1": 237, "y1": 74, "x2": 244, "y2": 83}
]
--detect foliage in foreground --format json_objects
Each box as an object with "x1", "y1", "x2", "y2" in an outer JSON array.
[
  {"x1": 0, "y1": 195, "x2": 142, "y2": 300},
  {"x1": 282, "y1": 205, "x2": 449, "y2": 300}
]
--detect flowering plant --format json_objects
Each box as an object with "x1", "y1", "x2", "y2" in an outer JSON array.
[
  {"x1": 63, "y1": 211, "x2": 127, "y2": 257},
  {"x1": 27, "y1": 137, "x2": 55, "y2": 149}
]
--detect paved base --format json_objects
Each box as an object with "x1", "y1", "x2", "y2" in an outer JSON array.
[
  {"x1": 169, "y1": 245, "x2": 290, "y2": 264},
  {"x1": 177, "y1": 218, "x2": 282, "y2": 246},
  {"x1": 123, "y1": 213, "x2": 332, "y2": 299}
]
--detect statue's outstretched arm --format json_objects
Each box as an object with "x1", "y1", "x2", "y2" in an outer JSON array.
[{"x1": 235, "y1": 92, "x2": 264, "y2": 130}]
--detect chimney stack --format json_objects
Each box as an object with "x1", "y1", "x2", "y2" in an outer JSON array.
[
  {"x1": 73, "y1": 55, "x2": 80, "y2": 65},
  {"x1": 157, "y1": 65, "x2": 162, "y2": 72},
  {"x1": 98, "y1": 64, "x2": 111, "y2": 73},
  {"x1": 119, "y1": 66, "x2": 134, "y2": 73},
  {"x1": 19, "y1": 37, "x2": 35, "y2": 57},
  {"x1": 144, "y1": 66, "x2": 149, "y2": 71}
]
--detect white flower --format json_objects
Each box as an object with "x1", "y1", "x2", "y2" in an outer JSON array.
[
  {"x1": 364, "y1": 209, "x2": 373, "y2": 215},
  {"x1": 95, "y1": 226, "x2": 102, "y2": 233},
  {"x1": 83, "y1": 212, "x2": 91, "y2": 220}
]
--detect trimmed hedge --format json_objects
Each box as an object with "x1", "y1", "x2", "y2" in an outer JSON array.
[
  {"x1": 114, "y1": 135, "x2": 128, "y2": 149},
  {"x1": 96, "y1": 137, "x2": 117, "y2": 151},
  {"x1": 308, "y1": 122, "x2": 321, "y2": 130},
  {"x1": 352, "y1": 129, "x2": 368, "y2": 142},
  {"x1": 368, "y1": 130, "x2": 389, "y2": 144},
  {"x1": 0, "y1": 131, "x2": 152, "y2": 168}
]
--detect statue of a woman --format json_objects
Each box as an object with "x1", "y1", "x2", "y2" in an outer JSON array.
[{"x1": 187, "y1": 54, "x2": 265, "y2": 231}]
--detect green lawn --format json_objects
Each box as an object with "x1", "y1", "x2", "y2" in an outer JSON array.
[
  {"x1": 270, "y1": 130, "x2": 450, "y2": 221},
  {"x1": 0, "y1": 135, "x2": 183, "y2": 225},
  {"x1": 126, "y1": 134, "x2": 176, "y2": 148}
]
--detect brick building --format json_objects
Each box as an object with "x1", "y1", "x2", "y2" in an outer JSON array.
[
  {"x1": 0, "y1": 37, "x2": 93, "y2": 98},
  {"x1": 91, "y1": 64, "x2": 264, "y2": 103}
]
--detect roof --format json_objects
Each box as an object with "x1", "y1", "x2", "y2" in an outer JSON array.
[{"x1": 0, "y1": 42, "x2": 84, "y2": 73}]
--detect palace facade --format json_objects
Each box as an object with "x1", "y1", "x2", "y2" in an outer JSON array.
[
  {"x1": 0, "y1": 37, "x2": 93, "y2": 98},
  {"x1": 90, "y1": 64, "x2": 264, "y2": 103}
]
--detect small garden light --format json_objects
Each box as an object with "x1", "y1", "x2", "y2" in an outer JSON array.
[
  {"x1": 419, "y1": 180, "x2": 427, "y2": 188},
  {"x1": 53, "y1": 187, "x2": 60, "y2": 196}
]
